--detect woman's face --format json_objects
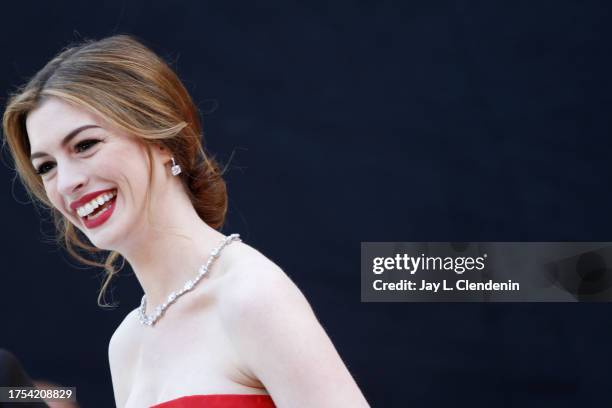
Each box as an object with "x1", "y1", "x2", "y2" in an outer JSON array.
[{"x1": 26, "y1": 96, "x2": 155, "y2": 251}]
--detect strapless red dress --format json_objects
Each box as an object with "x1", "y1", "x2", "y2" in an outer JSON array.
[{"x1": 150, "y1": 394, "x2": 276, "y2": 407}]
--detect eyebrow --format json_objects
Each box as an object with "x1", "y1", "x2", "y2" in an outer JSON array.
[{"x1": 30, "y1": 124, "x2": 101, "y2": 160}]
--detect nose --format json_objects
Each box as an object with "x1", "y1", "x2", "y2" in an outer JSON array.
[{"x1": 56, "y1": 159, "x2": 89, "y2": 200}]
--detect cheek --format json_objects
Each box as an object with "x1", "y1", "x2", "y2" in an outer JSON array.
[
  {"x1": 42, "y1": 181, "x2": 59, "y2": 207},
  {"x1": 94, "y1": 149, "x2": 143, "y2": 187},
  {"x1": 44, "y1": 182, "x2": 72, "y2": 219},
  {"x1": 100, "y1": 148, "x2": 151, "y2": 210},
  {"x1": 103, "y1": 141, "x2": 150, "y2": 177}
]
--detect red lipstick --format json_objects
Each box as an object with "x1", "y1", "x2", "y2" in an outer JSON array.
[
  {"x1": 82, "y1": 195, "x2": 117, "y2": 229},
  {"x1": 70, "y1": 188, "x2": 116, "y2": 212},
  {"x1": 69, "y1": 188, "x2": 118, "y2": 229}
]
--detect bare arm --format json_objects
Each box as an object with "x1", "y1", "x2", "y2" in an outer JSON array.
[{"x1": 219, "y1": 262, "x2": 370, "y2": 408}]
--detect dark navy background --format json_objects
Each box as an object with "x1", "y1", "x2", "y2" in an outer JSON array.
[{"x1": 1, "y1": 1, "x2": 610, "y2": 407}]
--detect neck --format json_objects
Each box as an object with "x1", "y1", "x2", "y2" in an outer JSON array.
[{"x1": 117, "y1": 192, "x2": 226, "y2": 310}]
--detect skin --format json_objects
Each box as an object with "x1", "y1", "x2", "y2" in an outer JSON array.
[{"x1": 26, "y1": 96, "x2": 370, "y2": 407}]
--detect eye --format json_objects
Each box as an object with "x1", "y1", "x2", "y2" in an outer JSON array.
[
  {"x1": 75, "y1": 139, "x2": 100, "y2": 153},
  {"x1": 35, "y1": 161, "x2": 55, "y2": 175}
]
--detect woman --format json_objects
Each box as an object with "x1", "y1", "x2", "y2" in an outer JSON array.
[{"x1": 2, "y1": 35, "x2": 370, "y2": 408}]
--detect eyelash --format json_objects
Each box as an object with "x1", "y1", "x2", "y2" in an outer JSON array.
[{"x1": 35, "y1": 139, "x2": 100, "y2": 175}]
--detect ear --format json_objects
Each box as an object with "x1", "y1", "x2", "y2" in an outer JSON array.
[{"x1": 153, "y1": 143, "x2": 173, "y2": 163}]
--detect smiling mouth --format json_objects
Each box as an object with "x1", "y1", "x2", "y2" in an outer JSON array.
[
  {"x1": 76, "y1": 189, "x2": 117, "y2": 220},
  {"x1": 85, "y1": 197, "x2": 115, "y2": 220}
]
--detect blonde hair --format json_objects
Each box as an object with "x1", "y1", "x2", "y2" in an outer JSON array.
[{"x1": 2, "y1": 34, "x2": 228, "y2": 306}]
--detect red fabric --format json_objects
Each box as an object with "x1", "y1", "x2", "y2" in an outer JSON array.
[{"x1": 150, "y1": 394, "x2": 276, "y2": 408}]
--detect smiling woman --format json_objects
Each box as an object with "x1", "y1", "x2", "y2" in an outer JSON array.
[
  {"x1": 1, "y1": 35, "x2": 370, "y2": 408},
  {"x1": 2, "y1": 35, "x2": 228, "y2": 307}
]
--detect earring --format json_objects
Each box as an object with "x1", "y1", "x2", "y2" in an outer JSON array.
[{"x1": 170, "y1": 157, "x2": 182, "y2": 176}]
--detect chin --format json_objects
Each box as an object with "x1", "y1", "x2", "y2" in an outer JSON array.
[{"x1": 74, "y1": 191, "x2": 124, "y2": 251}]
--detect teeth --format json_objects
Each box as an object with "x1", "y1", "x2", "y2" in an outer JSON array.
[
  {"x1": 87, "y1": 205, "x2": 110, "y2": 220},
  {"x1": 76, "y1": 190, "x2": 116, "y2": 217}
]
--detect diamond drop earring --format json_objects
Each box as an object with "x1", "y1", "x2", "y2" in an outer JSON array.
[{"x1": 170, "y1": 157, "x2": 182, "y2": 176}]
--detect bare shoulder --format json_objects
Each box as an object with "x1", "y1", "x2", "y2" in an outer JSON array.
[
  {"x1": 217, "y1": 241, "x2": 310, "y2": 320},
  {"x1": 216, "y1": 241, "x2": 370, "y2": 406},
  {"x1": 108, "y1": 308, "x2": 141, "y2": 407},
  {"x1": 215, "y1": 240, "x2": 317, "y2": 352},
  {"x1": 109, "y1": 308, "x2": 140, "y2": 357}
]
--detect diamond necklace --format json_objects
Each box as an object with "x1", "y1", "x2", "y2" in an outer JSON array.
[{"x1": 138, "y1": 233, "x2": 241, "y2": 326}]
